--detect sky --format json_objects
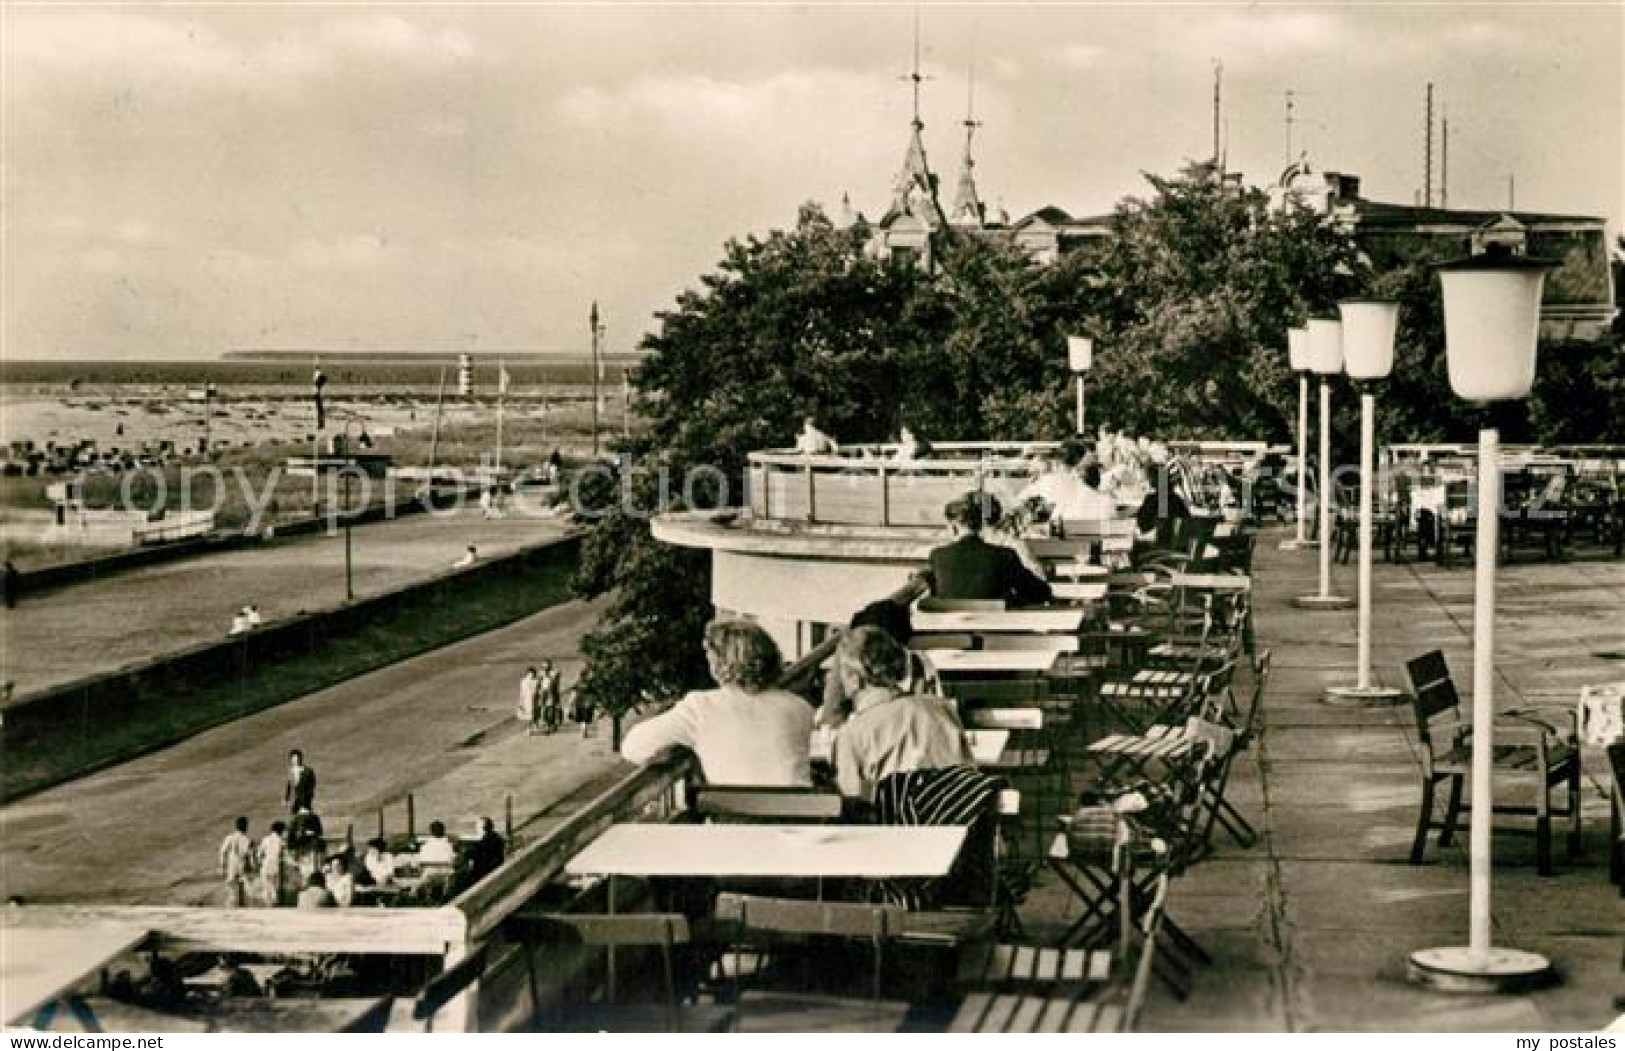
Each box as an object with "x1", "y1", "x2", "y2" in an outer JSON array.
[{"x1": 3, "y1": 2, "x2": 1621, "y2": 361}]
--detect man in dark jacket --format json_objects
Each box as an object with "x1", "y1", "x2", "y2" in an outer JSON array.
[
  {"x1": 927, "y1": 493, "x2": 1051, "y2": 605},
  {"x1": 285, "y1": 749, "x2": 317, "y2": 814}
]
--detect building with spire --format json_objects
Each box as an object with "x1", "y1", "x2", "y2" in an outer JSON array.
[{"x1": 861, "y1": 66, "x2": 1111, "y2": 269}]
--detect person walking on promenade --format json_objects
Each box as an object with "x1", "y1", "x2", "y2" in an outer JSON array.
[
  {"x1": 258, "y1": 822, "x2": 288, "y2": 907},
  {"x1": 570, "y1": 686, "x2": 596, "y2": 739},
  {"x1": 517, "y1": 667, "x2": 541, "y2": 734},
  {"x1": 217, "y1": 817, "x2": 256, "y2": 908},
  {"x1": 538, "y1": 661, "x2": 564, "y2": 734},
  {"x1": 285, "y1": 749, "x2": 317, "y2": 813}
]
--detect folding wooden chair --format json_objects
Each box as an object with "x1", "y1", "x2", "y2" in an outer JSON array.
[
  {"x1": 691, "y1": 787, "x2": 844, "y2": 823},
  {"x1": 713, "y1": 894, "x2": 914, "y2": 1032},
  {"x1": 505, "y1": 911, "x2": 732, "y2": 1032},
  {"x1": 948, "y1": 873, "x2": 1169, "y2": 1033},
  {"x1": 1404, "y1": 650, "x2": 1581, "y2": 874}
]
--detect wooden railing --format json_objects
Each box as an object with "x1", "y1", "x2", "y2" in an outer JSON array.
[{"x1": 747, "y1": 445, "x2": 1047, "y2": 527}]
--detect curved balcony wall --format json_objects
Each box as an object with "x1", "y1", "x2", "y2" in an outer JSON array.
[{"x1": 746, "y1": 443, "x2": 1051, "y2": 528}]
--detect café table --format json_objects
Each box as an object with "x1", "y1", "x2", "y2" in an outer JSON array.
[
  {"x1": 912, "y1": 607, "x2": 1088, "y2": 636},
  {"x1": 1050, "y1": 561, "x2": 1111, "y2": 581},
  {"x1": 923, "y1": 650, "x2": 1063, "y2": 677},
  {"x1": 565, "y1": 824, "x2": 968, "y2": 881},
  {"x1": 1051, "y1": 582, "x2": 1109, "y2": 603},
  {"x1": 1169, "y1": 572, "x2": 1251, "y2": 593}
]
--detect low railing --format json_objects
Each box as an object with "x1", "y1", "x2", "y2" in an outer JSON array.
[{"x1": 747, "y1": 444, "x2": 1047, "y2": 527}]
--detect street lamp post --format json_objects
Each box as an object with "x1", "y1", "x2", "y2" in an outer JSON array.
[
  {"x1": 1293, "y1": 317, "x2": 1353, "y2": 610},
  {"x1": 1325, "y1": 299, "x2": 1406, "y2": 706},
  {"x1": 1067, "y1": 337, "x2": 1093, "y2": 436},
  {"x1": 1409, "y1": 246, "x2": 1556, "y2": 993},
  {"x1": 1279, "y1": 325, "x2": 1314, "y2": 551}
]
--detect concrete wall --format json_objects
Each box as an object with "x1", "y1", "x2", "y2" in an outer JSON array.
[
  {"x1": 711, "y1": 548, "x2": 920, "y2": 658},
  {"x1": 1, "y1": 532, "x2": 580, "y2": 802}
]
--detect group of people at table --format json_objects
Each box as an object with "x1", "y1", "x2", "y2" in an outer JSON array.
[{"x1": 215, "y1": 749, "x2": 508, "y2": 909}]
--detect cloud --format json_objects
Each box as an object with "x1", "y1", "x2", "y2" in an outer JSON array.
[
  {"x1": 6, "y1": 10, "x2": 484, "y2": 90},
  {"x1": 1056, "y1": 44, "x2": 1105, "y2": 70},
  {"x1": 290, "y1": 235, "x2": 396, "y2": 271}
]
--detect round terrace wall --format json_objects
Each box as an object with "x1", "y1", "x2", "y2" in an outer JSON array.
[{"x1": 662, "y1": 443, "x2": 1055, "y2": 658}]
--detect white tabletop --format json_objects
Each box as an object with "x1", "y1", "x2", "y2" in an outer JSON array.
[
  {"x1": 1049, "y1": 562, "x2": 1111, "y2": 580},
  {"x1": 1051, "y1": 582, "x2": 1109, "y2": 603},
  {"x1": 923, "y1": 649, "x2": 1062, "y2": 675},
  {"x1": 912, "y1": 607, "x2": 1088, "y2": 634},
  {"x1": 1170, "y1": 572, "x2": 1251, "y2": 592},
  {"x1": 2, "y1": 924, "x2": 151, "y2": 1025},
  {"x1": 564, "y1": 824, "x2": 968, "y2": 879}
]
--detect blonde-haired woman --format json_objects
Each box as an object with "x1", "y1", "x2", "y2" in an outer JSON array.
[{"x1": 620, "y1": 620, "x2": 814, "y2": 786}]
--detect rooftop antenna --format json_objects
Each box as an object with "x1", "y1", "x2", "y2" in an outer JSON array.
[
  {"x1": 1284, "y1": 89, "x2": 1298, "y2": 167},
  {"x1": 1423, "y1": 82, "x2": 1435, "y2": 208}
]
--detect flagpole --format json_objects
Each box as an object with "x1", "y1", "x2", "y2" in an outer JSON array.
[
  {"x1": 590, "y1": 303, "x2": 602, "y2": 459},
  {"x1": 496, "y1": 360, "x2": 506, "y2": 475}
]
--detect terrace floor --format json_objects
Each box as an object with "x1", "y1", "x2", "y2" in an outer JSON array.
[{"x1": 1021, "y1": 531, "x2": 1624, "y2": 1032}]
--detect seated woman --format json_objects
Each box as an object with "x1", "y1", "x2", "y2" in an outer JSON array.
[
  {"x1": 817, "y1": 599, "x2": 936, "y2": 730},
  {"x1": 621, "y1": 620, "x2": 814, "y2": 786},
  {"x1": 830, "y1": 628, "x2": 970, "y2": 802}
]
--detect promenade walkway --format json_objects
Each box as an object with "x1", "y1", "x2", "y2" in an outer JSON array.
[
  {"x1": 1027, "y1": 531, "x2": 1623, "y2": 1031},
  {"x1": 0, "y1": 596, "x2": 621, "y2": 906},
  {"x1": 0, "y1": 508, "x2": 571, "y2": 696}
]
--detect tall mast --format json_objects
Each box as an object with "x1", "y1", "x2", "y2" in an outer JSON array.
[
  {"x1": 427, "y1": 364, "x2": 447, "y2": 474},
  {"x1": 590, "y1": 301, "x2": 602, "y2": 459},
  {"x1": 1424, "y1": 82, "x2": 1434, "y2": 208},
  {"x1": 1212, "y1": 60, "x2": 1223, "y2": 169}
]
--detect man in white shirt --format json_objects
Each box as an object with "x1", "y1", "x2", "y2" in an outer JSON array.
[
  {"x1": 218, "y1": 816, "x2": 256, "y2": 908},
  {"x1": 792, "y1": 417, "x2": 839, "y2": 456},
  {"x1": 417, "y1": 821, "x2": 457, "y2": 866},
  {"x1": 621, "y1": 620, "x2": 813, "y2": 786},
  {"x1": 258, "y1": 822, "x2": 288, "y2": 907},
  {"x1": 1018, "y1": 441, "x2": 1117, "y2": 523}
]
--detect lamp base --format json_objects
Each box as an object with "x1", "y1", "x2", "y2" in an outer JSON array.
[
  {"x1": 1407, "y1": 946, "x2": 1553, "y2": 994},
  {"x1": 1277, "y1": 538, "x2": 1317, "y2": 551},
  {"x1": 1325, "y1": 684, "x2": 1407, "y2": 708},
  {"x1": 1292, "y1": 594, "x2": 1354, "y2": 610}
]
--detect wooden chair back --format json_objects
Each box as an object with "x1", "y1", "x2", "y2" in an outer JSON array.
[
  {"x1": 692, "y1": 787, "x2": 844, "y2": 823},
  {"x1": 505, "y1": 911, "x2": 692, "y2": 1032},
  {"x1": 908, "y1": 633, "x2": 977, "y2": 651},
  {"x1": 964, "y1": 707, "x2": 1045, "y2": 731},
  {"x1": 919, "y1": 597, "x2": 1007, "y2": 613},
  {"x1": 1405, "y1": 651, "x2": 1463, "y2": 772},
  {"x1": 980, "y1": 634, "x2": 1080, "y2": 653},
  {"x1": 715, "y1": 894, "x2": 906, "y2": 1004}
]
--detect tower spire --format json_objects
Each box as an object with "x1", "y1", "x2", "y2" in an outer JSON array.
[
  {"x1": 888, "y1": 9, "x2": 941, "y2": 223},
  {"x1": 950, "y1": 65, "x2": 986, "y2": 226}
]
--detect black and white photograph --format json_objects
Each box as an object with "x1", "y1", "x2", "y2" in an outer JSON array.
[{"x1": 1, "y1": 0, "x2": 1621, "y2": 1035}]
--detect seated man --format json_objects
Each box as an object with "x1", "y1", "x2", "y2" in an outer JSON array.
[
  {"x1": 417, "y1": 820, "x2": 457, "y2": 867},
  {"x1": 1017, "y1": 439, "x2": 1116, "y2": 522},
  {"x1": 832, "y1": 628, "x2": 971, "y2": 801},
  {"x1": 792, "y1": 416, "x2": 839, "y2": 456},
  {"x1": 927, "y1": 493, "x2": 1052, "y2": 605},
  {"x1": 296, "y1": 871, "x2": 336, "y2": 909},
  {"x1": 621, "y1": 620, "x2": 814, "y2": 786},
  {"x1": 465, "y1": 817, "x2": 505, "y2": 885}
]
